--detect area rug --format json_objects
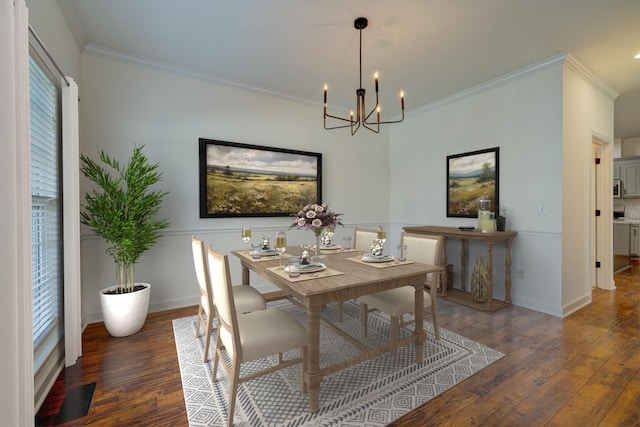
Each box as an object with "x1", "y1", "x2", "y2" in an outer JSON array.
[{"x1": 173, "y1": 299, "x2": 503, "y2": 426}]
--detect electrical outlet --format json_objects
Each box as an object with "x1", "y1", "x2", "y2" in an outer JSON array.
[
  {"x1": 537, "y1": 205, "x2": 547, "y2": 215},
  {"x1": 515, "y1": 269, "x2": 524, "y2": 279}
]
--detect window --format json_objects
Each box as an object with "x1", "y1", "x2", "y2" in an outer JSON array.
[{"x1": 29, "y1": 53, "x2": 63, "y2": 396}]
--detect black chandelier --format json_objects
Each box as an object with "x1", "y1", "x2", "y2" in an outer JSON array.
[{"x1": 323, "y1": 17, "x2": 405, "y2": 135}]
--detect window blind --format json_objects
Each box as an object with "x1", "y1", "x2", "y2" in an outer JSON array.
[{"x1": 29, "y1": 55, "x2": 63, "y2": 368}]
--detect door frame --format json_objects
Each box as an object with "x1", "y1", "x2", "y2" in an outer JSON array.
[{"x1": 592, "y1": 132, "x2": 615, "y2": 290}]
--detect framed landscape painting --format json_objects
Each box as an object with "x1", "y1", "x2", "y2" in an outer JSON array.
[
  {"x1": 446, "y1": 147, "x2": 499, "y2": 218},
  {"x1": 199, "y1": 138, "x2": 322, "y2": 218}
]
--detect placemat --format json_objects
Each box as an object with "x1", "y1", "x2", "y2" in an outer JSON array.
[
  {"x1": 267, "y1": 266, "x2": 344, "y2": 282},
  {"x1": 347, "y1": 256, "x2": 414, "y2": 269},
  {"x1": 236, "y1": 250, "x2": 281, "y2": 263}
]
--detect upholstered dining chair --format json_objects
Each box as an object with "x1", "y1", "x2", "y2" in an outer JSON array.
[
  {"x1": 207, "y1": 246, "x2": 308, "y2": 427},
  {"x1": 360, "y1": 232, "x2": 443, "y2": 343},
  {"x1": 334, "y1": 227, "x2": 380, "y2": 322},
  {"x1": 353, "y1": 227, "x2": 380, "y2": 252},
  {"x1": 191, "y1": 235, "x2": 266, "y2": 363}
]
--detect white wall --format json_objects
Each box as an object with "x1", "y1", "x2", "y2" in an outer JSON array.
[
  {"x1": 561, "y1": 60, "x2": 615, "y2": 313},
  {"x1": 390, "y1": 58, "x2": 566, "y2": 315},
  {"x1": 79, "y1": 52, "x2": 392, "y2": 322}
]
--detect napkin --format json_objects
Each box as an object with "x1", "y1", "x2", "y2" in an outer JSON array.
[
  {"x1": 362, "y1": 253, "x2": 394, "y2": 262},
  {"x1": 291, "y1": 262, "x2": 324, "y2": 272}
]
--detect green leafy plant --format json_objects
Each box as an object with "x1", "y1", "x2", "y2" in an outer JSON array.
[{"x1": 80, "y1": 145, "x2": 170, "y2": 293}]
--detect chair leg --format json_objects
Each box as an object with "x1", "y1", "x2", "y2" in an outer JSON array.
[
  {"x1": 203, "y1": 311, "x2": 214, "y2": 363},
  {"x1": 212, "y1": 335, "x2": 222, "y2": 381},
  {"x1": 195, "y1": 305, "x2": 203, "y2": 338},
  {"x1": 300, "y1": 345, "x2": 308, "y2": 393},
  {"x1": 431, "y1": 307, "x2": 440, "y2": 340},
  {"x1": 361, "y1": 303, "x2": 369, "y2": 338},
  {"x1": 390, "y1": 315, "x2": 399, "y2": 344},
  {"x1": 226, "y1": 353, "x2": 242, "y2": 427}
]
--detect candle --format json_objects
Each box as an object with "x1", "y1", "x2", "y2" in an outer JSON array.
[
  {"x1": 323, "y1": 83, "x2": 327, "y2": 103},
  {"x1": 400, "y1": 90, "x2": 405, "y2": 110},
  {"x1": 376, "y1": 105, "x2": 380, "y2": 123},
  {"x1": 374, "y1": 72, "x2": 379, "y2": 92}
]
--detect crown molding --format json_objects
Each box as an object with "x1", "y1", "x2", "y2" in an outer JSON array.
[
  {"x1": 82, "y1": 44, "x2": 321, "y2": 108},
  {"x1": 409, "y1": 53, "x2": 570, "y2": 117},
  {"x1": 564, "y1": 53, "x2": 619, "y2": 100}
]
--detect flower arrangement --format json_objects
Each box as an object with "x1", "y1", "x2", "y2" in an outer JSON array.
[{"x1": 290, "y1": 203, "x2": 343, "y2": 236}]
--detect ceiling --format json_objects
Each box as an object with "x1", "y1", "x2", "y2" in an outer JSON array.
[{"x1": 57, "y1": 0, "x2": 640, "y2": 138}]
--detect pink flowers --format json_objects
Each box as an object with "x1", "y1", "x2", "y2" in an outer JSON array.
[{"x1": 291, "y1": 203, "x2": 343, "y2": 232}]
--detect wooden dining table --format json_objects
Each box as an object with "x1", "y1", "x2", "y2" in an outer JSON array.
[{"x1": 232, "y1": 246, "x2": 443, "y2": 413}]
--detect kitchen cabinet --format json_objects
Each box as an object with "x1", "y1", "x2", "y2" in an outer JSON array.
[
  {"x1": 631, "y1": 225, "x2": 639, "y2": 256},
  {"x1": 614, "y1": 157, "x2": 640, "y2": 198}
]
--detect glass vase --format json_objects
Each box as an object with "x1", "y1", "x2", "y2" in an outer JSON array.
[{"x1": 313, "y1": 227, "x2": 325, "y2": 259}]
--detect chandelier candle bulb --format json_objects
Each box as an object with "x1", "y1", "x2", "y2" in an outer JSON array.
[{"x1": 374, "y1": 72, "x2": 379, "y2": 92}]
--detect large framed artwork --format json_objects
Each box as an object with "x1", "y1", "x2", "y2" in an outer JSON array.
[
  {"x1": 446, "y1": 147, "x2": 499, "y2": 218},
  {"x1": 199, "y1": 138, "x2": 322, "y2": 218}
]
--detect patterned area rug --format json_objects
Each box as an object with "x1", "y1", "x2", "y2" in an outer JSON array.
[{"x1": 173, "y1": 299, "x2": 503, "y2": 426}]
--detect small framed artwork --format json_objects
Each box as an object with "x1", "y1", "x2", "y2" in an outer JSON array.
[
  {"x1": 446, "y1": 147, "x2": 499, "y2": 218},
  {"x1": 199, "y1": 138, "x2": 322, "y2": 218}
]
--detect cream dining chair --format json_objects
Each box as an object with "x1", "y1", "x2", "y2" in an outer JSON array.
[
  {"x1": 360, "y1": 232, "x2": 443, "y2": 342},
  {"x1": 353, "y1": 227, "x2": 380, "y2": 252},
  {"x1": 335, "y1": 227, "x2": 380, "y2": 322},
  {"x1": 191, "y1": 235, "x2": 266, "y2": 363},
  {"x1": 207, "y1": 246, "x2": 308, "y2": 427}
]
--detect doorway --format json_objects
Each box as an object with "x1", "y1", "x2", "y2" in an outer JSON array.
[{"x1": 592, "y1": 134, "x2": 615, "y2": 290}]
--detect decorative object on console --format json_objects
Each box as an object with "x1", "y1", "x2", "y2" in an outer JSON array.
[
  {"x1": 323, "y1": 17, "x2": 405, "y2": 135},
  {"x1": 478, "y1": 199, "x2": 493, "y2": 232},
  {"x1": 496, "y1": 206, "x2": 507, "y2": 231},
  {"x1": 471, "y1": 257, "x2": 489, "y2": 303},
  {"x1": 446, "y1": 147, "x2": 499, "y2": 218}
]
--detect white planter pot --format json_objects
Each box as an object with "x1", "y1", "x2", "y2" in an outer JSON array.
[{"x1": 100, "y1": 283, "x2": 151, "y2": 337}]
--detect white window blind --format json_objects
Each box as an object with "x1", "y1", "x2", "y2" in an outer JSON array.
[{"x1": 29, "y1": 55, "x2": 63, "y2": 370}]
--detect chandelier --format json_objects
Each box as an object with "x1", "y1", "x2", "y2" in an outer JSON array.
[{"x1": 323, "y1": 17, "x2": 405, "y2": 135}]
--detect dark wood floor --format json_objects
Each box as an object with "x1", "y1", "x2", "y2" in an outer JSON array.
[{"x1": 37, "y1": 270, "x2": 639, "y2": 426}]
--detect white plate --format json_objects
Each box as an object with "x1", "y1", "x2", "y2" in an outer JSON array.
[
  {"x1": 318, "y1": 244, "x2": 341, "y2": 250},
  {"x1": 285, "y1": 262, "x2": 326, "y2": 273},
  {"x1": 362, "y1": 254, "x2": 395, "y2": 263},
  {"x1": 260, "y1": 249, "x2": 279, "y2": 256}
]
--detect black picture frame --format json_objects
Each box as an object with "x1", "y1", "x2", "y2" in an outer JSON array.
[
  {"x1": 199, "y1": 138, "x2": 322, "y2": 218},
  {"x1": 446, "y1": 147, "x2": 499, "y2": 218}
]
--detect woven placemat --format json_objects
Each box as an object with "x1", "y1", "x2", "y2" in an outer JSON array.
[{"x1": 347, "y1": 256, "x2": 414, "y2": 269}]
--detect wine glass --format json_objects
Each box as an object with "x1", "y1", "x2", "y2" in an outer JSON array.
[
  {"x1": 275, "y1": 230, "x2": 287, "y2": 267},
  {"x1": 241, "y1": 224, "x2": 252, "y2": 249},
  {"x1": 377, "y1": 225, "x2": 387, "y2": 245}
]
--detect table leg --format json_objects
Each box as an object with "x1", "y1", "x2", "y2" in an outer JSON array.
[
  {"x1": 460, "y1": 239, "x2": 468, "y2": 291},
  {"x1": 414, "y1": 281, "x2": 425, "y2": 363},
  {"x1": 306, "y1": 301, "x2": 322, "y2": 413},
  {"x1": 441, "y1": 237, "x2": 448, "y2": 296},
  {"x1": 241, "y1": 264, "x2": 250, "y2": 286},
  {"x1": 505, "y1": 238, "x2": 513, "y2": 304},
  {"x1": 485, "y1": 241, "x2": 494, "y2": 311}
]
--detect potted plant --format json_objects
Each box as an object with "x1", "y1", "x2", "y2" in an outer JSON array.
[{"x1": 80, "y1": 144, "x2": 170, "y2": 337}]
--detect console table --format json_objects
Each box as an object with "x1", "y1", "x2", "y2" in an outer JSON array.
[{"x1": 403, "y1": 226, "x2": 517, "y2": 312}]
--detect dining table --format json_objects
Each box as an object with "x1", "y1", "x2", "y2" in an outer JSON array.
[{"x1": 232, "y1": 246, "x2": 443, "y2": 413}]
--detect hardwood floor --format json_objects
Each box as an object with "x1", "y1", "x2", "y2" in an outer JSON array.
[{"x1": 37, "y1": 273, "x2": 639, "y2": 426}]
